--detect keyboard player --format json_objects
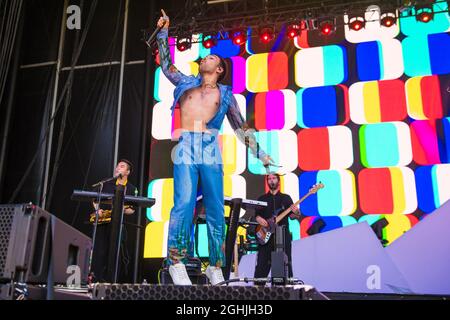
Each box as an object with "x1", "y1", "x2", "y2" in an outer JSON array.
[{"x1": 90, "y1": 159, "x2": 138, "y2": 282}]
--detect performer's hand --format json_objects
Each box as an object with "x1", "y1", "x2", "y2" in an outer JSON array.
[
  {"x1": 289, "y1": 212, "x2": 301, "y2": 220},
  {"x1": 289, "y1": 204, "x2": 300, "y2": 220},
  {"x1": 256, "y1": 216, "x2": 269, "y2": 228},
  {"x1": 262, "y1": 155, "x2": 276, "y2": 168},
  {"x1": 91, "y1": 209, "x2": 104, "y2": 218},
  {"x1": 157, "y1": 9, "x2": 170, "y2": 29}
]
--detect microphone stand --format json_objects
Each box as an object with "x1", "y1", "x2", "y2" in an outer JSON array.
[
  {"x1": 87, "y1": 181, "x2": 105, "y2": 285},
  {"x1": 92, "y1": 175, "x2": 118, "y2": 188}
]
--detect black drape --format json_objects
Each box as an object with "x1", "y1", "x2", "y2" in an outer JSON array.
[{"x1": 1, "y1": 0, "x2": 158, "y2": 283}]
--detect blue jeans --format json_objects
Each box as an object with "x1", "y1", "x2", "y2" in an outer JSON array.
[{"x1": 167, "y1": 131, "x2": 226, "y2": 267}]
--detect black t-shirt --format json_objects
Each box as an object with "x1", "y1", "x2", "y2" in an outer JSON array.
[{"x1": 255, "y1": 191, "x2": 295, "y2": 228}]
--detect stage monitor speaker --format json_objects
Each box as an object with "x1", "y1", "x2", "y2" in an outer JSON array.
[
  {"x1": 0, "y1": 203, "x2": 91, "y2": 285},
  {"x1": 92, "y1": 283, "x2": 327, "y2": 300},
  {"x1": 51, "y1": 213, "x2": 92, "y2": 285},
  {"x1": 0, "y1": 204, "x2": 51, "y2": 283},
  {"x1": 0, "y1": 283, "x2": 13, "y2": 300}
]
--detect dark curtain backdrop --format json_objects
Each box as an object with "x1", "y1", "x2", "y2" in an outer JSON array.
[{"x1": 0, "y1": 0, "x2": 159, "y2": 283}]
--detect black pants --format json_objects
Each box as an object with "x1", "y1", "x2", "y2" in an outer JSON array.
[
  {"x1": 91, "y1": 224, "x2": 111, "y2": 282},
  {"x1": 91, "y1": 223, "x2": 129, "y2": 282},
  {"x1": 254, "y1": 230, "x2": 293, "y2": 281}
]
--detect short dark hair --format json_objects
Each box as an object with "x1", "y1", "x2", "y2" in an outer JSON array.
[
  {"x1": 217, "y1": 56, "x2": 227, "y2": 83},
  {"x1": 118, "y1": 159, "x2": 133, "y2": 173}
]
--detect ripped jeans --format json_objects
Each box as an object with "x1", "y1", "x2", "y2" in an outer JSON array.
[{"x1": 167, "y1": 131, "x2": 226, "y2": 267}]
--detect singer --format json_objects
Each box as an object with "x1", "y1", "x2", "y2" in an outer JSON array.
[
  {"x1": 156, "y1": 10, "x2": 275, "y2": 286},
  {"x1": 90, "y1": 159, "x2": 138, "y2": 282}
]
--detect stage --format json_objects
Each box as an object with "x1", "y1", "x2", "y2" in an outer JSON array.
[
  {"x1": 2, "y1": 283, "x2": 449, "y2": 301},
  {"x1": 1, "y1": 0, "x2": 450, "y2": 302}
]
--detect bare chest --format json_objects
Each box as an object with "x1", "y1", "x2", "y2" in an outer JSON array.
[{"x1": 180, "y1": 87, "x2": 220, "y2": 111}]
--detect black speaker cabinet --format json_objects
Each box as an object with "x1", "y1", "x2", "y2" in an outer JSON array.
[
  {"x1": 0, "y1": 204, "x2": 91, "y2": 284},
  {"x1": 0, "y1": 204, "x2": 51, "y2": 283},
  {"x1": 92, "y1": 283, "x2": 328, "y2": 300}
]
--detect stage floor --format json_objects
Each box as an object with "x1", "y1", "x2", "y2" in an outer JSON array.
[{"x1": 2, "y1": 283, "x2": 449, "y2": 300}]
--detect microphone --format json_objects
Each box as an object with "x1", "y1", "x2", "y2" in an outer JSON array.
[
  {"x1": 144, "y1": 26, "x2": 162, "y2": 47},
  {"x1": 144, "y1": 14, "x2": 169, "y2": 47},
  {"x1": 91, "y1": 173, "x2": 122, "y2": 188}
]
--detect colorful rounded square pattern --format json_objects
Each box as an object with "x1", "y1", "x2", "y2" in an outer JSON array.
[
  {"x1": 152, "y1": 101, "x2": 174, "y2": 140},
  {"x1": 294, "y1": 45, "x2": 348, "y2": 88},
  {"x1": 254, "y1": 90, "x2": 297, "y2": 131},
  {"x1": 297, "y1": 126, "x2": 353, "y2": 171},
  {"x1": 147, "y1": 13, "x2": 450, "y2": 257},
  {"x1": 410, "y1": 118, "x2": 450, "y2": 165},
  {"x1": 355, "y1": 39, "x2": 404, "y2": 81},
  {"x1": 358, "y1": 167, "x2": 417, "y2": 215},
  {"x1": 219, "y1": 134, "x2": 246, "y2": 176},
  {"x1": 144, "y1": 221, "x2": 168, "y2": 258},
  {"x1": 415, "y1": 164, "x2": 450, "y2": 213},
  {"x1": 246, "y1": 52, "x2": 288, "y2": 92},
  {"x1": 359, "y1": 122, "x2": 412, "y2": 168},
  {"x1": 406, "y1": 75, "x2": 445, "y2": 120},
  {"x1": 147, "y1": 179, "x2": 174, "y2": 222},
  {"x1": 248, "y1": 130, "x2": 298, "y2": 175},
  {"x1": 299, "y1": 170, "x2": 357, "y2": 217},
  {"x1": 349, "y1": 79, "x2": 407, "y2": 124},
  {"x1": 297, "y1": 85, "x2": 349, "y2": 128},
  {"x1": 403, "y1": 33, "x2": 450, "y2": 77},
  {"x1": 230, "y1": 56, "x2": 246, "y2": 94}
]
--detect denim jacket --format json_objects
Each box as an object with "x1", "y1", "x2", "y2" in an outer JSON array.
[{"x1": 156, "y1": 28, "x2": 267, "y2": 161}]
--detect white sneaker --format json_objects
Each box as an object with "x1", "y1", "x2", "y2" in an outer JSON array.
[
  {"x1": 169, "y1": 263, "x2": 192, "y2": 285},
  {"x1": 205, "y1": 266, "x2": 225, "y2": 285}
]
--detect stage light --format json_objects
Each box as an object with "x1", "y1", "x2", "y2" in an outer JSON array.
[
  {"x1": 176, "y1": 37, "x2": 191, "y2": 52},
  {"x1": 349, "y1": 17, "x2": 365, "y2": 31},
  {"x1": 416, "y1": 7, "x2": 434, "y2": 23},
  {"x1": 370, "y1": 218, "x2": 389, "y2": 246},
  {"x1": 259, "y1": 27, "x2": 274, "y2": 43},
  {"x1": 319, "y1": 20, "x2": 334, "y2": 36},
  {"x1": 202, "y1": 34, "x2": 217, "y2": 49},
  {"x1": 286, "y1": 23, "x2": 301, "y2": 39},
  {"x1": 380, "y1": 13, "x2": 396, "y2": 27},
  {"x1": 306, "y1": 218, "x2": 326, "y2": 236},
  {"x1": 230, "y1": 29, "x2": 246, "y2": 46}
]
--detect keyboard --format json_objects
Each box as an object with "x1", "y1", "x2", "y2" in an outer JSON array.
[
  {"x1": 71, "y1": 190, "x2": 155, "y2": 208},
  {"x1": 196, "y1": 195, "x2": 267, "y2": 210}
]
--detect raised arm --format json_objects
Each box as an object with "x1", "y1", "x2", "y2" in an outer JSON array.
[
  {"x1": 156, "y1": 11, "x2": 188, "y2": 86},
  {"x1": 226, "y1": 93, "x2": 273, "y2": 165}
]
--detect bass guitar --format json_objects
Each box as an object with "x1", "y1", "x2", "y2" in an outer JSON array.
[{"x1": 255, "y1": 182, "x2": 324, "y2": 245}]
